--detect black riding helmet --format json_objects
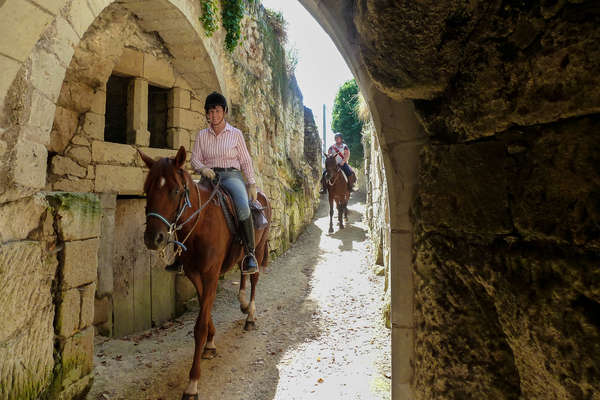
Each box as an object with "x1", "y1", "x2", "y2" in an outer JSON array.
[{"x1": 204, "y1": 91, "x2": 228, "y2": 113}]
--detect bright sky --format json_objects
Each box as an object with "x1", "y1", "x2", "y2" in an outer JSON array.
[{"x1": 260, "y1": 0, "x2": 354, "y2": 150}]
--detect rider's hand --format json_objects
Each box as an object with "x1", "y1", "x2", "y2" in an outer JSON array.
[
  {"x1": 247, "y1": 184, "x2": 257, "y2": 202},
  {"x1": 200, "y1": 167, "x2": 216, "y2": 180}
]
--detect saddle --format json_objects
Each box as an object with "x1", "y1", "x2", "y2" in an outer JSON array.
[{"x1": 200, "y1": 179, "x2": 267, "y2": 239}]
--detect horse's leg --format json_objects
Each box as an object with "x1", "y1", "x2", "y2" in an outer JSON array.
[
  {"x1": 239, "y1": 270, "x2": 250, "y2": 313},
  {"x1": 201, "y1": 316, "x2": 217, "y2": 359},
  {"x1": 338, "y1": 202, "x2": 344, "y2": 229},
  {"x1": 328, "y1": 195, "x2": 334, "y2": 234},
  {"x1": 344, "y1": 198, "x2": 349, "y2": 221},
  {"x1": 244, "y1": 272, "x2": 259, "y2": 331},
  {"x1": 184, "y1": 273, "x2": 218, "y2": 397}
]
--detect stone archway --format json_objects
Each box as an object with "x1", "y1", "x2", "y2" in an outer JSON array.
[{"x1": 0, "y1": 0, "x2": 224, "y2": 203}]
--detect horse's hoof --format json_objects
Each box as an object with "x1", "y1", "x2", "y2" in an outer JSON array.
[
  {"x1": 202, "y1": 348, "x2": 217, "y2": 359},
  {"x1": 181, "y1": 394, "x2": 199, "y2": 400},
  {"x1": 244, "y1": 320, "x2": 257, "y2": 331},
  {"x1": 328, "y1": 228, "x2": 334, "y2": 234}
]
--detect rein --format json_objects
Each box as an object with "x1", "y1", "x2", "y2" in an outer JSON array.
[
  {"x1": 147, "y1": 173, "x2": 221, "y2": 255},
  {"x1": 326, "y1": 167, "x2": 341, "y2": 186}
]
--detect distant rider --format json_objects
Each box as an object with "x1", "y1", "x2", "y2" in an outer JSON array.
[{"x1": 320, "y1": 133, "x2": 357, "y2": 193}]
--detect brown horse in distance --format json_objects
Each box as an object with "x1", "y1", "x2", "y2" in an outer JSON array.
[
  {"x1": 139, "y1": 146, "x2": 271, "y2": 400},
  {"x1": 324, "y1": 154, "x2": 350, "y2": 233}
]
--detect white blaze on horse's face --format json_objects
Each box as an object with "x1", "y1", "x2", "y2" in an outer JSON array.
[{"x1": 159, "y1": 177, "x2": 166, "y2": 188}]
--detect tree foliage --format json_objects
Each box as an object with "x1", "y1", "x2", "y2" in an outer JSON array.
[{"x1": 332, "y1": 79, "x2": 364, "y2": 167}]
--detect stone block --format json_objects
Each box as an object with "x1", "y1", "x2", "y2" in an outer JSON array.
[
  {"x1": 135, "y1": 147, "x2": 178, "y2": 167},
  {"x1": 91, "y1": 140, "x2": 136, "y2": 165},
  {"x1": 190, "y1": 98, "x2": 204, "y2": 113},
  {"x1": 66, "y1": 0, "x2": 95, "y2": 38},
  {"x1": 62, "y1": 327, "x2": 94, "y2": 376},
  {"x1": 0, "y1": 240, "x2": 56, "y2": 400},
  {"x1": 95, "y1": 164, "x2": 145, "y2": 195},
  {"x1": 53, "y1": 177, "x2": 94, "y2": 193},
  {"x1": 0, "y1": 193, "x2": 48, "y2": 242},
  {"x1": 143, "y1": 54, "x2": 175, "y2": 88},
  {"x1": 168, "y1": 107, "x2": 201, "y2": 130},
  {"x1": 58, "y1": 288, "x2": 81, "y2": 337},
  {"x1": 0, "y1": 54, "x2": 21, "y2": 108},
  {"x1": 49, "y1": 106, "x2": 79, "y2": 153},
  {"x1": 127, "y1": 128, "x2": 151, "y2": 146},
  {"x1": 90, "y1": 88, "x2": 106, "y2": 115},
  {"x1": 46, "y1": 17, "x2": 79, "y2": 66},
  {"x1": 12, "y1": 138, "x2": 47, "y2": 189},
  {"x1": 167, "y1": 128, "x2": 191, "y2": 150},
  {"x1": 57, "y1": 80, "x2": 96, "y2": 113},
  {"x1": 113, "y1": 47, "x2": 143, "y2": 76},
  {"x1": 82, "y1": 112, "x2": 105, "y2": 140},
  {"x1": 87, "y1": 165, "x2": 95, "y2": 179},
  {"x1": 28, "y1": 90, "x2": 56, "y2": 139},
  {"x1": 57, "y1": 374, "x2": 92, "y2": 400},
  {"x1": 0, "y1": 0, "x2": 53, "y2": 61},
  {"x1": 174, "y1": 74, "x2": 192, "y2": 90},
  {"x1": 168, "y1": 87, "x2": 191, "y2": 109},
  {"x1": 71, "y1": 135, "x2": 90, "y2": 146},
  {"x1": 62, "y1": 239, "x2": 99, "y2": 289},
  {"x1": 30, "y1": 48, "x2": 66, "y2": 103},
  {"x1": 47, "y1": 192, "x2": 101, "y2": 240},
  {"x1": 79, "y1": 283, "x2": 96, "y2": 329},
  {"x1": 51, "y1": 155, "x2": 87, "y2": 178},
  {"x1": 66, "y1": 145, "x2": 92, "y2": 166}
]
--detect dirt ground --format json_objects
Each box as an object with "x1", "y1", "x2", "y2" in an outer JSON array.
[{"x1": 88, "y1": 192, "x2": 391, "y2": 400}]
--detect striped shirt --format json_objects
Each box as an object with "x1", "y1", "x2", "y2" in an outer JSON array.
[
  {"x1": 328, "y1": 143, "x2": 349, "y2": 165},
  {"x1": 191, "y1": 123, "x2": 256, "y2": 185}
]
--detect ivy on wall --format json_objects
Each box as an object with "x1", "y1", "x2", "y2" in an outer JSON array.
[{"x1": 200, "y1": 0, "x2": 259, "y2": 51}]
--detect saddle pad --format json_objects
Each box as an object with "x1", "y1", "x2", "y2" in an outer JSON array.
[{"x1": 250, "y1": 199, "x2": 268, "y2": 230}]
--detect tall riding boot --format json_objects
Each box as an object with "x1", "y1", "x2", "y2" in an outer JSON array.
[
  {"x1": 240, "y1": 217, "x2": 258, "y2": 274},
  {"x1": 348, "y1": 173, "x2": 357, "y2": 192},
  {"x1": 319, "y1": 172, "x2": 328, "y2": 194}
]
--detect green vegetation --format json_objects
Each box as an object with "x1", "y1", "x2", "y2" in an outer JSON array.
[
  {"x1": 260, "y1": 8, "x2": 293, "y2": 102},
  {"x1": 199, "y1": 0, "x2": 259, "y2": 52},
  {"x1": 332, "y1": 79, "x2": 364, "y2": 167},
  {"x1": 199, "y1": 0, "x2": 219, "y2": 36}
]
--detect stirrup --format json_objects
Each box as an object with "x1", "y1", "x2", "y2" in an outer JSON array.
[{"x1": 241, "y1": 254, "x2": 258, "y2": 275}]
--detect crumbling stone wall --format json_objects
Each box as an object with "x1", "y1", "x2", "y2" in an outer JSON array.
[{"x1": 0, "y1": 192, "x2": 100, "y2": 400}]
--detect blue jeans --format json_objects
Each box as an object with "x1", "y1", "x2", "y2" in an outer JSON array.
[
  {"x1": 218, "y1": 170, "x2": 251, "y2": 220},
  {"x1": 340, "y1": 163, "x2": 353, "y2": 177}
]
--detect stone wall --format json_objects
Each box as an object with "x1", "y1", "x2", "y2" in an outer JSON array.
[
  {"x1": 400, "y1": 2, "x2": 600, "y2": 398},
  {"x1": 0, "y1": 192, "x2": 100, "y2": 400},
  {"x1": 362, "y1": 122, "x2": 391, "y2": 325}
]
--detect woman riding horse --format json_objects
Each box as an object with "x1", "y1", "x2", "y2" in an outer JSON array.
[
  {"x1": 320, "y1": 133, "x2": 357, "y2": 193},
  {"x1": 165, "y1": 91, "x2": 259, "y2": 275}
]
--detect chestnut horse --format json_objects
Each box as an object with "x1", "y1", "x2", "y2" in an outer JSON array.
[
  {"x1": 139, "y1": 147, "x2": 271, "y2": 400},
  {"x1": 324, "y1": 154, "x2": 350, "y2": 233}
]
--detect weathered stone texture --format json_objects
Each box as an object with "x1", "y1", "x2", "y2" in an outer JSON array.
[
  {"x1": 0, "y1": 240, "x2": 57, "y2": 400},
  {"x1": 48, "y1": 192, "x2": 101, "y2": 240}
]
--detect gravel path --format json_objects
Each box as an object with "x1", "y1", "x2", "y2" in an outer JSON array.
[{"x1": 89, "y1": 192, "x2": 391, "y2": 400}]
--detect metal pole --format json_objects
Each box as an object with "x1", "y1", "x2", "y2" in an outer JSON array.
[{"x1": 322, "y1": 104, "x2": 326, "y2": 159}]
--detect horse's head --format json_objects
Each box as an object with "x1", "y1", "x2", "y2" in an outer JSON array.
[
  {"x1": 139, "y1": 146, "x2": 188, "y2": 250},
  {"x1": 324, "y1": 153, "x2": 338, "y2": 180}
]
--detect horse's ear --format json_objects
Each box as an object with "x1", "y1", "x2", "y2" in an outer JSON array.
[
  {"x1": 138, "y1": 149, "x2": 155, "y2": 169},
  {"x1": 323, "y1": 152, "x2": 328, "y2": 158},
  {"x1": 173, "y1": 146, "x2": 186, "y2": 169}
]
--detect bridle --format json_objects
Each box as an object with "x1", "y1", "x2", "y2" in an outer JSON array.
[
  {"x1": 146, "y1": 170, "x2": 221, "y2": 255},
  {"x1": 326, "y1": 167, "x2": 341, "y2": 186}
]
